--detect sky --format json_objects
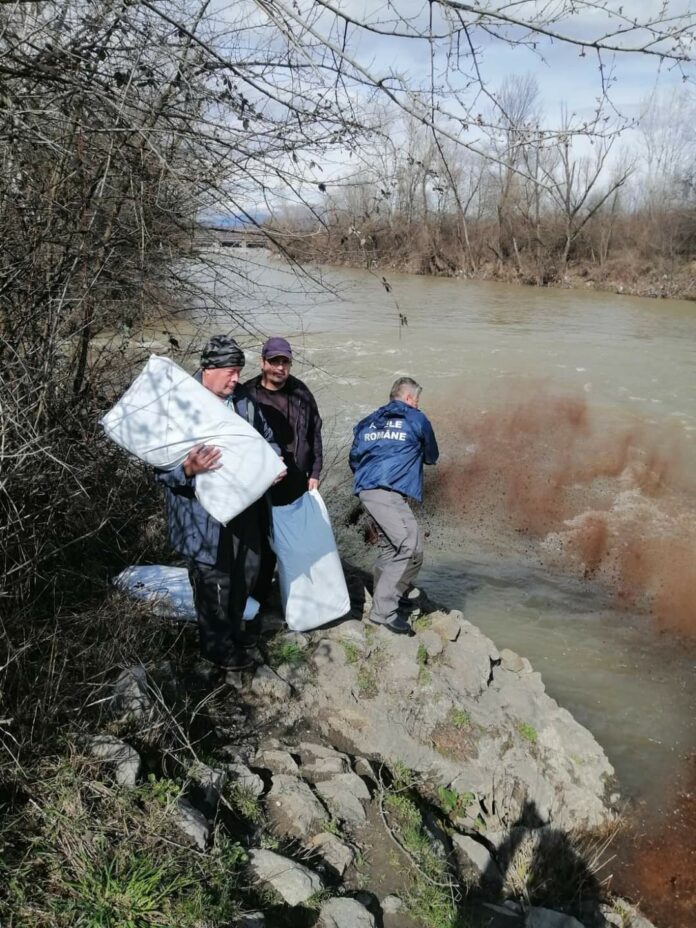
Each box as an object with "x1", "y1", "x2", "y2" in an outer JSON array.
[{"x1": 207, "y1": 0, "x2": 696, "y2": 218}]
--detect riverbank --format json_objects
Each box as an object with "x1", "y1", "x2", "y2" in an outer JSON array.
[
  {"x1": 273, "y1": 234, "x2": 696, "y2": 303},
  {"x1": 0, "y1": 555, "x2": 666, "y2": 928}
]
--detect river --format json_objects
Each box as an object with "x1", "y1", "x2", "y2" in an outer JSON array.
[{"x1": 183, "y1": 248, "x2": 695, "y2": 919}]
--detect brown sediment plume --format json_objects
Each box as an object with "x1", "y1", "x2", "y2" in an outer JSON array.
[
  {"x1": 611, "y1": 757, "x2": 696, "y2": 928},
  {"x1": 432, "y1": 381, "x2": 696, "y2": 635}
]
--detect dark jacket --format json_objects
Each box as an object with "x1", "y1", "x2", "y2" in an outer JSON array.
[
  {"x1": 349, "y1": 399, "x2": 439, "y2": 502},
  {"x1": 243, "y1": 373, "x2": 323, "y2": 480},
  {"x1": 155, "y1": 377, "x2": 278, "y2": 566}
]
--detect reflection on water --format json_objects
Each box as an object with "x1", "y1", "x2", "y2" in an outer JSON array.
[{"x1": 183, "y1": 251, "x2": 696, "y2": 804}]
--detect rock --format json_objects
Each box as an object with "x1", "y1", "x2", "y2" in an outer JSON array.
[
  {"x1": 112, "y1": 665, "x2": 151, "y2": 719},
  {"x1": 315, "y1": 773, "x2": 370, "y2": 826},
  {"x1": 88, "y1": 735, "x2": 141, "y2": 787},
  {"x1": 173, "y1": 798, "x2": 209, "y2": 849},
  {"x1": 382, "y1": 895, "x2": 404, "y2": 914},
  {"x1": 251, "y1": 665, "x2": 292, "y2": 701},
  {"x1": 525, "y1": 908, "x2": 584, "y2": 928},
  {"x1": 189, "y1": 762, "x2": 227, "y2": 804},
  {"x1": 275, "y1": 661, "x2": 311, "y2": 685},
  {"x1": 317, "y1": 897, "x2": 376, "y2": 928},
  {"x1": 227, "y1": 763, "x2": 265, "y2": 798},
  {"x1": 266, "y1": 774, "x2": 329, "y2": 838},
  {"x1": 299, "y1": 743, "x2": 351, "y2": 781},
  {"x1": 312, "y1": 638, "x2": 347, "y2": 671},
  {"x1": 417, "y1": 628, "x2": 444, "y2": 657},
  {"x1": 306, "y1": 832, "x2": 355, "y2": 876},
  {"x1": 238, "y1": 913, "x2": 266, "y2": 928},
  {"x1": 303, "y1": 754, "x2": 351, "y2": 780},
  {"x1": 225, "y1": 670, "x2": 245, "y2": 689},
  {"x1": 248, "y1": 849, "x2": 324, "y2": 906},
  {"x1": 500, "y1": 648, "x2": 532, "y2": 674},
  {"x1": 451, "y1": 833, "x2": 501, "y2": 889},
  {"x1": 429, "y1": 610, "x2": 463, "y2": 641},
  {"x1": 354, "y1": 757, "x2": 376, "y2": 781},
  {"x1": 256, "y1": 749, "x2": 300, "y2": 776}
]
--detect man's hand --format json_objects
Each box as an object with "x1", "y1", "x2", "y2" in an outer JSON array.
[
  {"x1": 308, "y1": 478, "x2": 320, "y2": 491},
  {"x1": 183, "y1": 444, "x2": 222, "y2": 478},
  {"x1": 272, "y1": 468, "x2": 288, "y2": 485}
]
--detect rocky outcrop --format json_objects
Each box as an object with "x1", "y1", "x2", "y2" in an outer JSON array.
[{"x1": 289, "y1": 606, "x2": 615, "y2": 832}]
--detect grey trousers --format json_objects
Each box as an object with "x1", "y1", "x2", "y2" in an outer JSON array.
[{"x1": 359, "y1": 488, "x2": 423, "y2": 623}]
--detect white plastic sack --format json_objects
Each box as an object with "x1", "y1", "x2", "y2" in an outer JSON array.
[
  {"x1": 272, "y1": 490, "x2": 350, "y2": 631},
  {"x1": 100, "y1": 355, "x2": 285, "y2": 524},
  {"x1": 114, "y1": 565, "x2": 259, "y2": 622}
]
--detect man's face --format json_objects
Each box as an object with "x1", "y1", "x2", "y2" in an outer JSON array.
[
  {"x1": 260, "y1": 355, "x2": 292, "y2": 390},
  {"x1": 202, "y1": 366, "x2": 243, "y2": 398}
]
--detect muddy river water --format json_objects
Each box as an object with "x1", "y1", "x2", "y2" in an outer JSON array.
[{"x1": 182, "y1": 250, "x2": 695, "y2": 919}]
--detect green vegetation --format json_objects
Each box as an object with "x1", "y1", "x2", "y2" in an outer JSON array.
[
  {"x1": 267, "y1": 636, "x2": 306, "y2": 669},
  {"x1": 341, "y1": 640, "x2": 361, "y2": 664},
  {"x1": 416, "y1": 643, "x2": 431, "y2": 685},
  {"x1": 436, "y1": 786, "x2": 475, "y2": 818},
  {"x1": 384, "y1": 789, "x2": 459, "y2": 928},
  {"x1": 226, "y1": 783, "x2": 264, "y2": 825},
  {"x1": 450, "y1": 708, "x2": 471, "y2": 730},
  {"x1": 517, "y1": 722, "x2": 538, "y2": 745},
  {"x1": 357, "y1": 665, "x2": 378, "y2": 698},
  {"x1": 0, "y1": 758, "x2": 250, "y2": 928}
]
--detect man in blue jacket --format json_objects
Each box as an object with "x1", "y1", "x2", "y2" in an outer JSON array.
[
  {"x1": 156, "y1": 335, "x2": 284, "y2": 671},
  {"x1": 349, "y1": 377, "x2": 439, "y2": 634}
]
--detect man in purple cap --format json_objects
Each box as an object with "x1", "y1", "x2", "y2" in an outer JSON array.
[{"x1": 244, "y1": 336, "x2": 323, "y2": 602}]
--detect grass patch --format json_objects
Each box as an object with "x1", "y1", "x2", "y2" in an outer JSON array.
[
  {"x1": 517, "y1": 722, "x2": 538, "y2": 745},
  {"x1": 450, "y1": 708, "x2": 471, "y2": 730},
  {"x1": 341, "y1": 640, "x2": 361, "y2": 664},
  {"x1": 356, "y1": 665, "x2": 378, "y2": 698},
  {"x1": 226, "y1": 783, "x2": 264, "y2": 825},
  {"x1": 436, "y1": 786, "x2": 475, "y2": 817},
  {"x1": 267, "y1": 636, "x2": 305, "y2": 669},
  {"x1": 384, "y1": 788, "x2": 459, "y2": 928},
  {"x1": 0, "y1": 758, "x2": 249, "y2": 927}
]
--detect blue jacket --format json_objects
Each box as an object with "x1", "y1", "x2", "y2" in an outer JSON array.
[
  {"x1": 155, "y1": 376, "x2": 279, "y2": 566},
  {"x1": 349, "y1": 400, "x2": 439, "y2": 502}
]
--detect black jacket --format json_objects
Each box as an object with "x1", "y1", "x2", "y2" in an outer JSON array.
[{"x1": 244, "y1": 373, "x2": 323, "y2": 480}]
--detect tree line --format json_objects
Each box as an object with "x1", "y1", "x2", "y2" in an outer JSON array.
[{"x1": 273, "y1": 82, "x2": 696, "y2": 295}]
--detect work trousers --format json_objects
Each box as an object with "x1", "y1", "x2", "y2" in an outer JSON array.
[
  {"x1": 358, "y1": 488, "x2": 423, "y2": 624},
  {"x1": 188, "y1": 502, "x2": 262, "y2": 667}
]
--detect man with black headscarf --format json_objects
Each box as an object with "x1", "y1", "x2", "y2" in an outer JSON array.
[{"x1": 156, "y1": 335, "x2": 284, "y2": 671}]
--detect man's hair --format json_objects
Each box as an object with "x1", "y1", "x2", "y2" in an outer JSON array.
[{"x1": 390, "y1": 377, "x2": 422, "y2": 401}]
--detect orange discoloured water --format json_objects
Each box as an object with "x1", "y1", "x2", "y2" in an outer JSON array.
[{"x1": 433, "y1": 383, "x2": 696, "y2": 636}]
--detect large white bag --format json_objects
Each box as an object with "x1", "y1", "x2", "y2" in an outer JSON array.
[
  {"x1": 272, "y1": 490, "x2": 351, "y2": 631},
  {"x1": 100, "y1": 355, "x2": 285, "y2": 524}
]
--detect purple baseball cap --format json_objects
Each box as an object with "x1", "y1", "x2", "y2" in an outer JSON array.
[{"x1": 262, "y1": 336, "x2": 292, "y2": 360}]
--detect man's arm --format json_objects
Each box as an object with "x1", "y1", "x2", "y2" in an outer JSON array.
[
  {"x1": 308, "y1": 394, "x2": 323, "y2": 488},
  {"x1": 422, "y1": 418, "x2": 439, "y2": 465}
]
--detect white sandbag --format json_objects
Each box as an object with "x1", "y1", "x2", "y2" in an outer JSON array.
[
  {"x1": 113, "y1": 565, "x2": 259, "y2": 622},
  {"x1": 272, "y1": 490, "x2": 350, "y2": 631},
  {"x1": 100, "y1": 355, "x2": 285, "y2": 524}
]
